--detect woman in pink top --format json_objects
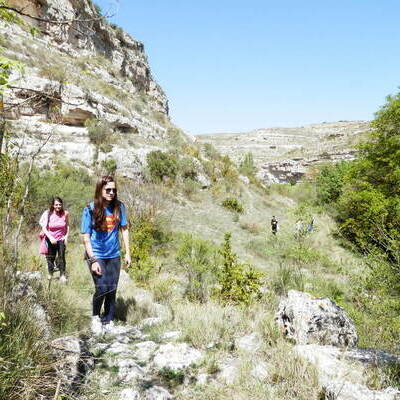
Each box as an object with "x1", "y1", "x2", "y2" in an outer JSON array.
[{"x1": 39, "y1": 197, "x2": 70, "y2": 282}]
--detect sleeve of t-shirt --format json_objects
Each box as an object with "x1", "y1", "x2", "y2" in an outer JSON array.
[
  {"x1": 39, "y1": 210, "x2": 48, "y2": 228},
  {"x1": 81, "y1": 207, "x2": 93, "y2": 234},
  {"x1": 120, "y1": 203, "x2": 128, "y2": 227}
]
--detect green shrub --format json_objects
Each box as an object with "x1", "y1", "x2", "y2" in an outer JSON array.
[
  {"x1": 176, "y1": 234, "x2": 217, "y2": 302},
  {"x1": 216, "y1": 233, "x2": 262, "y2": 305},
  {"x1": 239, "y1": 152, "x2": 257, "y2": 177},
  {"x1": 182, "y1": 178, "x2": 200, "y2": 198},
  {"x1": 101, "y1": 158, "x2": 117, "y2": 175},
  {"x1": 179, "y1": 157, "x2": 198, "y2": 180},
  {"x1": 203, "y1": 143, "x2": 220, "y2": 161},
  {"x1": 85, "y1": 118, "x2": 114, "y2": 147},
  {"x1": 221, "y1": 197, "x2": 244, "y2": 213},
  {"x1": 146, "y1": 150, "x2": 178, "y2": 183},
  {"x1": 158, "y1": 367, "x2": 185, "y2": 388},
  {"x1": 315, "y1": 162, "x2": 351, "y2": 204},
  {"x1": 27, "y1": 162, "x2": 93, "y2": 229}
]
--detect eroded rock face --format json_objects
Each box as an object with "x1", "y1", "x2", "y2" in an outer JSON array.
[
  {"x1": 51, "y1": 336, "x2": 94, "y2": 392},
  {"x1": 8, "y1": 0, "x2": 168, "y2": 113},
  {"x1": 295, "y1": 344, "x2": 400, "y2": 400},
  {"x1": 276, "y1": 290, "x2": 358, "y2": 347}
]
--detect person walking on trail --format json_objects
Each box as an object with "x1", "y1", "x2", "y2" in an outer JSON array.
[
  {"x1": 81, "y1": 175, "x2": 131, "y2": 336},
  {"x1": 39, "y1": 197, "x2": 69, "y2": 282},
  {"x1": 271, "y1": 215, "x2": 278, "y2": 235}
]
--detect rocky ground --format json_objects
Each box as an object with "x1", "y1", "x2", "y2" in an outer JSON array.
[
  {"x1": 16, "y1": 271, "x2": 400, "y2": 400},
  {"x1": 197, "y1": 121, "x2": 371, "y2": 183}
]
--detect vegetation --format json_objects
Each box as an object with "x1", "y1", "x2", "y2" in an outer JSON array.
[
  {"x1": 239, "y1": 152, "x2": 257, "y2": 178},
  {"x1": 216, "y1": 233, "x2": 262, "y2": 305},
  {"x1": 146, "y1": 150, "x2": 178, "y2": 183},
  {"x1": 221, "y1": 197, "x2": 244, "y2": 213}
]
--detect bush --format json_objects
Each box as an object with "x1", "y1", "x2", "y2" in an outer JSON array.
[
  {"x1": 101, "y1": 158, "x2": 117, "y2": 175},
  {"x1": 176, "y1": 234, "x2": 217, "y2": 302},
  {"x1": 239, "y1": 152, "x2": 257, "y2": 178},
  {"x1": 221, "y1": 197, "x2": 244, "y2": 213},
  {"x1": 85, "y1": 118, "x2": 114, "y2": 147},
  {"x1": 27, "y1": 162, "x2": 93, "y2": 229},
  {"x1": 315, "y1": 162, "x2": 351, "y2": 204},
  {"x1": 216, "y1": 233, "x2": 262, "y2": 305},
  {"x1": 146, "y1": 150, "x2": 178, "y2": 183}
]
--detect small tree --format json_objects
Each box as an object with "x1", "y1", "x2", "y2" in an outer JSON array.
[
  {"x1": 239, "y1": 152, "x2": 257, "y2": 177},
  {"x1": 216, "y1": 233, "x2": 262, "y2": 304},
  {"x1": 146, "y1": 150, "x2": 178, "y2": 183}
]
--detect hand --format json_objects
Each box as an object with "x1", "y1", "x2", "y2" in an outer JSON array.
[
  {"x1": 125, "y1": 253, "x2": 131, "y2": 267},
  {"x1": 64, "y1": 237, "x2": 68, "y2": 245},
  {"x1": 50, "y1": 237, "x2": 57, "y2": 245},
  {"x1": 91, "y1": 262, "x2": 102, "y2": 275}
]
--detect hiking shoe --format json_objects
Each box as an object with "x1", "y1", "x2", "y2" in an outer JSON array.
[
  {"x1": 59, "y1": 275, "x2": 67, "y2": 283},
  {"x1": 91, "y1": 316, "x2": 103, "y2": 336},
  {"x1": 103, "y1": 321, "x2": 115, "y2": 335}
]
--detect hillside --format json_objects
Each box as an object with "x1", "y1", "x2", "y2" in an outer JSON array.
[
  {"x1": 197, "y1": 121, "x2": 371, "y2": 183},
  {"x1": 1, "y1": 2, "x2": 399, "y2": 400},
  {"x1": 1, "y1": 0, "x2": 188, "y2": 179}
]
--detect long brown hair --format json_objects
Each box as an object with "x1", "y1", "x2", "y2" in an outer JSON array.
[
  {"x1": 93, "y1": 176, "x2": 120, "y2": 229},
  {"x1": 49, "y1": 196, "x2": 65, "y2": 215}
]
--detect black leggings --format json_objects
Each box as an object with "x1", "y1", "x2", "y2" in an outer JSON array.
[
  {"x1": 46, "y1": 239, "x2": 66, "y2": 274},
  {"x1": 89, "y1": 257, "x2": 121, "y2": 323}
]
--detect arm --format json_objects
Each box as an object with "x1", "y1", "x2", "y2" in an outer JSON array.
[
  {"x1": 121, "y1": 226, "x2": 131, "y2": 267},
  {"x1": 39, "y1": 211, "x2": 57, "y2": 244},
  {"x1": 82, "y1": 233, "x2": 102, "y2": 275},
  {"x1": 64, "y1": 211, "x2": 70, "y2": 244}
]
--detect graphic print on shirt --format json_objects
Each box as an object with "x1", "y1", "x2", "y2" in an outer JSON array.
[{"x1": 101, "y1": 215, "x2": 116, "y2": 232}]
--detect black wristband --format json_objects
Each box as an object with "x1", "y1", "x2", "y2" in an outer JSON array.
[{"x1": 88, "y1": 256, "x2": 97, "y2": 265}]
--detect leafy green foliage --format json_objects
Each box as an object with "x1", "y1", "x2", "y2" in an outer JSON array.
[
  {"x1": 27, "y1": 162, "x2": 93, "y2": 229},
  {"x1": 101, "y1": 158, "x2": 117, "y2": 175},
  {"x1": 146, "y1": 150, "x2": 178, "y2": 183},
  {"x1": 176, "y1": 234, "x2": 217, "y2": 302},
  {"x1": 239, "y1": 152, "x2": 257, "y2": 177},
  {"x1": 315, "y1": 162, "x2": 351, "y2": 204},
  {"x1": 0, "y1": 54, "x2": 24, "y2": 94},
  {"x1": 85, "y1": 118, "x2": 114, "y2": 147},
  {"x1": 0, "y1": 1, "x2": 25, "y2": 26},
  {"x1": 216, "y1": 233, "x2": 262, "y2": 304},
  {"x1": 221, "y1": 197, "x2": 244, "y2": 213}
]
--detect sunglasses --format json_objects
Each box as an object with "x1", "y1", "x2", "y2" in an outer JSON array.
[{"x1": 104, "y1": 188, "x2": 117, "y2": 194}]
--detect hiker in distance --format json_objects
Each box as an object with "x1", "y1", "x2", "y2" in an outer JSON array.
[
  {"x1": 39, "y1": 197, "x2": 69, "y2": 282},
  {"x1": 81, "y1": 175, "x2": 131, "y2": 335},
  {"x1": 271, "y1": 215, "x2": 278, "y2": 235}
]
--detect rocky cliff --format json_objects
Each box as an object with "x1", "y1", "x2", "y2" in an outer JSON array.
[
  {"x1": 1, "y1": 0, "x2": 182, "y2": 178},
  {"x1": 198, "y1": 121, "x2": 371, "y2": 184}
]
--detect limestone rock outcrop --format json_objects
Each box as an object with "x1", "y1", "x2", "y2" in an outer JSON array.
[
  {"x1": 295, "y1": 344, "x2": 400, "y2": 400},
  {"x1": 276, "y1": 290, "x2": 358, "y2": 347}
]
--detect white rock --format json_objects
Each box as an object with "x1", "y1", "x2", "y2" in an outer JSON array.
[
  {"x1": 295, "y1": 344, "x2": 400, "y2": 400},
  {"x1": 276, "y1": 290, "x2": 358, "y2": 346},
  {"x1": 197, "y1": 373, "x2": 210, "y2": 385},
  {"x1": 118, "y1": 388, "x2": 140, "y2": 400},
  {"x1": 160, "y1": 331, "x2": 182, "y2": 341},
  {"x1": 132, "y1": 341, "x2": 158, "y2": 363},
  {"x1": 235, "y1": 333, "x2": 263, "y2": 354},
  {"x1": 238, "y1": 175, "x2": 250, "y2": 184},
  {"x1": 217, "y1": 359, "x2": 240, "y2": 385},
  {"x1": 139, "y1": 317, "x2": 164, "y2": 329},
  {"x1": 250, "y1": 361, "x2": 269, "y2": 381},
  {"x1": 105, "y1": 342, "x2": 131, "y2": 355},
  {"x1": 144, "y1": 386, "x2": 173, "y2": 400},
  {"x1": 152, "y1": 343, "x2": 203, "y2": 371},
  {"x1": 111, "y1": 359, "x2": 146, "y2": 383}
]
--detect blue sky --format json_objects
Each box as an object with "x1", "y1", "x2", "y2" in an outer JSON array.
[{"x1": 96, "y1": 0, "x2": 400, "y2": 134}]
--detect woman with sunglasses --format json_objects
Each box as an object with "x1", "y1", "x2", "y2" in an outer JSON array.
[
  {"x1": 81, "y1": 175, "x2": 131, "y2": 335},
  {"x1": 39, "y1": 196, "x2": 69, "y2": 282}
]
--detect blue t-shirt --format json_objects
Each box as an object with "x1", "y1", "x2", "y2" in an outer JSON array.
[{"x1": 81, "y1": 202, "x2": 128, "y2": 259}]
